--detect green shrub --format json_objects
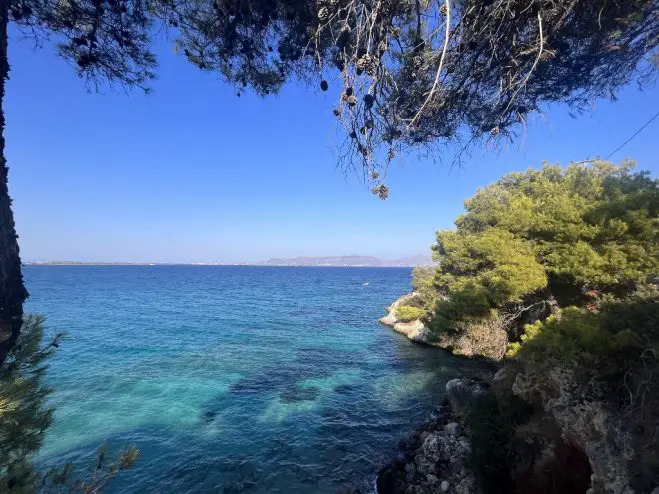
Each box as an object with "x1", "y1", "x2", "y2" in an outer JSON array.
[
  {"x1": 395, "y1": 305, "x2": 426, "y2": 322},
  {"x1": 506, "y1": 289, "x2": 659, "y2": 491},
  {"x1": 421, "y1": 161, "x2": 657, "y2": 352},
  {"x1": 508, "y1": 288, "x2": 659, "y2": 372}
]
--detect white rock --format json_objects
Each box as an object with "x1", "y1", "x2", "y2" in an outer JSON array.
[
  {"x1": 444, "y1": 422, "x2": 461, "y2": 437},
  {"x1": 440, "y1": 480, "x2": 450, "y2": 492}
]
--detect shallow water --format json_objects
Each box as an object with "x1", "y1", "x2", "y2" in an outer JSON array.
[{"x1": 25, "y1": 265, "x2": 489, "y2": 493}]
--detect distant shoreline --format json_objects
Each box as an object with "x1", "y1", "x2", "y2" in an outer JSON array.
[
  {"x1": 26, "y1": 255, "x2": 433, "y2": 268},
  {"x1": 25, "y1": 262, "x2": 425, "y2": 268}
]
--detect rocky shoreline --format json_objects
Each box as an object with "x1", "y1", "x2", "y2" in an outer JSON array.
[
  {"x1": 374, "y1": 378, "x2": 489, "y2": 494},
  {"x1": 374, "y1": 296, "x2": 490, "y2": 494},
  {"x1": 379, "y1": 293, "x2": 508, "y2": 361},
  {"x1": 378, "y1": 292, "x2": 437, "y2": 347}
]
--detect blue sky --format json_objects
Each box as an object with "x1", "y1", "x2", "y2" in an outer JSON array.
[{"x1": 6, "y1": 29, "x2": 659, "y2": 263}]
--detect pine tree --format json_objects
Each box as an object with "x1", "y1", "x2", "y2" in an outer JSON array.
[{"x1": 1, "y1": 315, "x2": 61, "y2": 491}]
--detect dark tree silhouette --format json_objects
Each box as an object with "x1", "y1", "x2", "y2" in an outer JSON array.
[
  {"x1": 1, "y1": 0, "x2": 157, "y2": 363},
  {"x1": 173, "y1": 0, "x2": 659, "y2": 194},
  {"x1": 1, "y1": 0, "x2": 658, "y2": 360}
]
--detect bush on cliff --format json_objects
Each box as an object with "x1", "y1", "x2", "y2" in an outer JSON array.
[
  {"x1": 395, "y1": 306, "x2": 426, "y2": 323},
  {"x1": 507, "y1": 288, "x2": 659, "y2": 492},
  {"x1": 414, "y1": 160, "x2": 658, "y2": 356},
  {"x1": 413, "y1": 160, "x2": 657, "y2": 491}
]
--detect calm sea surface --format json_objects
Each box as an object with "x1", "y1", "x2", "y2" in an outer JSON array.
[{"x1": 24, "y1": 266, "x2": 488, "y2": 493}]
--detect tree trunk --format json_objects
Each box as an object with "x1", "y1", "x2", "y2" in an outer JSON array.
[{"x1": 0, "y1": 3, "x2": 28, "y2": 364}]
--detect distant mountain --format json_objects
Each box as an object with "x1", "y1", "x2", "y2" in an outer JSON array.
[
  {"x1": 256, "y1": 255, "x2": 432, "y2": 267},
  {"x1": 27, "y1": 255, "x2": 434, "y2": 267},
  {"x1": 385, "y1": 254, "x2": 433, "y2": 267}
]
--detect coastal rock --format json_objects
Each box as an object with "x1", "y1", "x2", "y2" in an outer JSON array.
[
  {"x1": 376, "y1": 398, "x2": 480, "y2": 494},
  {"x1": 379, "y1": 293, "x2": 417, "y2": 326},
  {"x1": 393, "y1": 319, "x2": 428, "y2": 342},
  {"x1": 405, "y1": 462, "x2": 416, "y2": 482},
  {"x1": 444, "y1": 422, "x2": 461, "y2": 437},
  {"x1": 421, "y1": 434, "x2": 452, "y2": 463},
  {"x1": 380, "y1": 293, "x2": 439, "y2": 347},
  {"x1": 445, "y1": 378, "x2": 487, "y2": 418},
  {"x1": 445, "y1": 379, "x2": 471, "y2": 417},
  {"x1": 511, "y1": 365, "x2": 644, "y2": 494},
  {"x1": 380, "y1": 312, "x2": 398, "y2": 326},
  {"x1": 454, "y1": 477, "x2": 476, "y2": 494}
]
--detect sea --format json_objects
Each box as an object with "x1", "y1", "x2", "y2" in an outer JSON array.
[{"x1": 24, "y1": 265, "x2": 490, "y2": 493}]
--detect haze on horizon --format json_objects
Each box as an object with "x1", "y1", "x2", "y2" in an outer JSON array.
[{"x1": 7, "y1": 31, "x2": 659, "y2": 264}]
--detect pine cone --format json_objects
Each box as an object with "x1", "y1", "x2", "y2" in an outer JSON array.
[
  {"x1": 337, "y1": 28, "x2": 351, "y2": 48},
  {"x1": 357, "y1": 54, "x2": 378, "y2": 77},
  {"x1": 343, "y1": 94, "x2": 357, "y2": 106},
  {"x1": 318, "y1": 6, "x2": 329, "y2": 22},
  {"x1": 372, "y1": 184, "x2": 389, "y2": 200},
  {"x1": 490, "y1": 126, "x2": 500, "y2": 137},
  {"x1": 439, "y1": 3, "x2": 448, "y2": 15}
]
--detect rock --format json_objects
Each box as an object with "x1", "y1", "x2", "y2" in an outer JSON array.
[
  {"x1": 458, "y1": 438, "x2": 471, "y2": 454},
  {"x1": 444, "y1": 422, "x2": 461, "y2": 437},
  {"x1": 422, "y1": 434, "x2": 452, "y2": 462},
  {"x1": 405, "y1": 462, "x2": 416, "y2": 482},
  {"x1": 379, "y1": 293, "x2": 418, "y2": 327},
  {"x1": 376, "y1": 385, "x2": 485, "y2": 494},
  {"x1": 493, "y1": 367, "x2": 507, "y2": 382},
  {"x1": 446, "y1": 379, "x2": 472, "y2": 416},
  {"x1": 513, "y1": 366, "x2": 641, "y2": 494},
  {"x1": 379, "y1": 312, "x2": 398, "y2": 326},
  {"x1": 393, "y1": 319, "x2": 427, "y2": 341},
  {"x1": 380, "y1": 293, "x2": 442, "y2": 348},
  {"x1": 446, "y1": 378, "x2": 488, "y2": 417},
  {"x1": 454, "y1": 477, "x2": 475, "y2": 494}
]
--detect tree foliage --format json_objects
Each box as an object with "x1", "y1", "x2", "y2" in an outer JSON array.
[
  {"x1": 415, "y1": 160, "x2": 658, "y2": 344},
  {"x1": 417, "y1": 161, "x2": 658, "y2": 490},
  {"x1": 0, "y1": 315, "x2": 138, "y2": 493},
  {"x1": 1, "y1": 315, "x2": 61, "y2": 491},
  {"x1": 9, "y1": 0, "x2": 157, "y2": 89},
  {"x1": 394, "y1": 305, "x2": 425, "y2": 322},
  {"x1": 43, "y1": 443, "x2": 140, "y2": 494},
  {"x1": 167, "y1": 0, "x2": 659, "y2": 192},
  {"x1": 507, "y1": 288, "x2": 659, "y2": 489},
  {"x1": 9, "y1": 0, "x2": 659, "y2": 194}
]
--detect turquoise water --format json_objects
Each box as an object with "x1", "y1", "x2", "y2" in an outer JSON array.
[{"x1": 24, "y1": 266, "x2": 488, "y2": 493}]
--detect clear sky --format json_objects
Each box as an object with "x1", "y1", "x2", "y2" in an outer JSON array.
[{"x1": 6, "y1": 28, "x2": 659, "y2": 263}]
